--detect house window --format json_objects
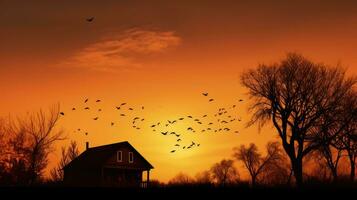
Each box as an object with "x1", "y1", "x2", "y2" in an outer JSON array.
[
  {"x1": 117, "y1": 151, "x2": 122, "y2": 162},
  {"x1": 129, "y1": 152, "x2": 134, "y2": 163}
]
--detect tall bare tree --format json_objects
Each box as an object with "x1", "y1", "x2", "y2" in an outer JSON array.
[
  {"x1": 7, "y1": 104, "x2": 65, "y2": 185},
  {"x1": 241, "y1": 53, "x2": 356, "y2": 186}
]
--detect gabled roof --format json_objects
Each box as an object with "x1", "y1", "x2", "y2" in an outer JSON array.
[{"x1": 64, "y1": 141, "x2": 154, "y2": 170}]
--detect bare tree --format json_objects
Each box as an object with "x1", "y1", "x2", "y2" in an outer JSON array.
[
  {"x1": 7, "y1": 104, "x2": 65, "y2": 185},
  {"x1": 241, "y1": 53, "x2": 356, "y2": 186},
  {"x1": 168, "y1": 172, "x2": 194, "y2": 185},
  {"x1": 210, "y1": 159, "x2": 239, "y2": 187},
  {"x1": 195, "y1": 170, "x2": 212, "y2": 185},
  {"x1": 233, "y1": 142, "x2": 283, "y2": 186},
  {"x1": 50, "y1": 141, "x2": 79, "y2": 182}
]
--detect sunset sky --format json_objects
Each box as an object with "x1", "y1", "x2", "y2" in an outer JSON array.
[{"x1": 1, "y1": 0, "x2": 357, "y2": 182}]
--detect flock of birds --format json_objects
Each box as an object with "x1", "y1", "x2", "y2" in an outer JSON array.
[
  {"x1": 60, "y1": 92, "x2": 244, "y2": 153},
  {"x1": 61, "y1": 18, "x2": 244, "y2": 153}
]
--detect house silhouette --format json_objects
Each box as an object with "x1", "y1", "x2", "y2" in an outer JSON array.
[{"x1": 63, "y1": 141, "x2": 153, "y2": 187}]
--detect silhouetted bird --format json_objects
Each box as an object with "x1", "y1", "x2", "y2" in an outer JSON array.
[
  {"x1": 77, "y1": 128, "x2": 81, "y2": 131},
  {"x1": 151, "y1": 124, "x2": 156, "y2": 128},
  {"x1": 239, "y1": 99, "x2": 243, "y2": 102},
  {"x1": 121, "y1": 103, "x2": 127, "y2": 106},
  {"x1": 202, "y1": 115, "x2": 207, "y2": 117},
  {"x1": 179, "y1": 117, "x2": 184, "y2": 120},
  {"x1": 98, "y1": 109, "x2": 102, "y2": 112},
  {"x1": 208, "y1": 122, "x2": 213, "y2": 125},
  {"x1": 197, "y1": 122, "x2": 202, "y2": 124},
  {"x1": 93, "y1": 117, "x2": 98, "y2": 120},
  {"x1": 60, "y1": 112, "x2": 65, "y2": 116},
  {"x1": 187, "y1": 116, "x2": 193, "y2": 118},
  {"x1": 84, "y1": 98, "x2": 89, "y2": 103},
  {"x1": 194, "y1": 119, "x2": 199, "y2": 122},
  {"x1": 165, "y1": 124, "x2": 169, "y2": 127},
  {"x1": 128, "y1": 108, "x2": 133, "y2": 110},
  {"x1": 187, "y1": 127, "x2": 193, "y2": 131},
  {"x1": 234, "y1": 131, "x2": 239, "y2": 134},
  {"x1": 141, "y1": 118, "x2": 145, "y2": 121},
  {"x1": 111, "y1": 122, "x2": 114, "y2": 126},
  {"x1": 170, "y1": 150, "x2": 176, "y2": 153},
  {"x1": 209, "y1": 99, "x2": 214, "y2": 102},
  {"x1": 202, "y1": 92, "x2": 208, "y2": 96},
  {"x1": 175, "y1": 144, "x2": 180, "y2": 147},
  {"x1": 161, "y1": 131, "x2": 168, "y2": 135},
  {"x1": 172, "y1": 120, "x2": 177, "y2": 124},
  {"x1": 170, "y1": 132, "x2": 176, "y2": 135},
  {"x1": 232, "y1": 105, "x2": 236, "y2": 108},
  {"x1": 84, "y1": 107, "x2": 90, "y2": 110},
  {"x1": 85, "y1": 132, "x2": 88, "y2": 135},
  {"x1": 183, "y1": 146, "x2": 186, "y2": 149},
  {"x1": 72, "y1": 108, "x2": 76, "y2": 111},
  {"x1": 86, "y1": 17, "x2": 94, "y2": 22},
  {"x1": 96, "y1": 100, "x2": 101, "y2": 102},
  {"x1": 142, "y1": 106, "x2": 144, "y2": 110},
  {"x1": 120, "y1": 114, "x2": 126, "y2": 116},
  {"x1": 116, "y1": 106, "x2": 121, "y2": 110},
  {"x1": 136, "y1": 127, "x2": 140, "y2": 130},
  {"x1": 197, "y1": 144, "x2": 200, "y2": 147},
  {"x1": 177, "y1": 139, "x2": 181, "y2": 142},
  {"x1": 157, "y1": 122, "x2": 161, "y2": 125}
]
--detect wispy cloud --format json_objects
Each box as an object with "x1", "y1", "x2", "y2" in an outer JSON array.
[{"x1": 59, "y1": 28, "x2": 181, "y2": 72}]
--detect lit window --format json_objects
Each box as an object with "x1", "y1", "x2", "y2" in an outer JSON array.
[
  {"x1": 129, "y1": 152, "x2": 134, "y2": 163},
  {"x1": 117, "y1": 151, "x2": 122, "y2": 162}
]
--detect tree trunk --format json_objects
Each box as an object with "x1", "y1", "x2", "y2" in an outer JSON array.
[
  {"x1": 292, "y1": 159, "x2": 303, "y2": 187},
  {"x1": 350, "y1": 157, "x2": 355, "y2": 182}
]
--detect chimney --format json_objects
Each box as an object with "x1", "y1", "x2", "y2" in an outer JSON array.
[{"x1": 86, "y1": 142, "x2": 89, "y2": 150}]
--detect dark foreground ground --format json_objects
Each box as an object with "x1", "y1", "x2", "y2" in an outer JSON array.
[{"x1": 1, "y1": 185, "x2": 357, "y2": 200}]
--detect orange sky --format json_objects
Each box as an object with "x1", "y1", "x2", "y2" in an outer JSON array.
[{"x1": 1, "y1": 0, "x2": 357, "y2": 182}]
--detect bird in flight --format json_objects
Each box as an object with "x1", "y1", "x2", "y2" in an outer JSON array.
[
  {"x1": 170, "y1": 150, "x2": 176, "y2": 153},
  {"x1": 60, "y1": 112, "x2": 65, "y2": 116},
  {"x1": 174, "y1": 144, "x2": 180, "y2": 147},
  {"x1": 128, "y1": 108, "x2": 133, "y2": 111},
  {"x1": 151, "y1": 124, "x2": 156, "y2": 128},
  {"x1": 120, "y1": 114, "x2": 126, "y2": 116},
  {"x1": 202, "y1": 115, "x2": 207, "y2": 117},
  {"x1": 96, "y1": 100, "x2": 101, "y2": 102},
  {"x1": 111, "y1": 122, "x2": 114, "y2": 126},
  {"x1": 239, "y1": 99, "x2": 244, "y2": 102},
  {"x1": 84, "y1": 98, "x2": 89, "y2": 103},
  {"x1": 85, "y1": 132, "x2": 88, "y2": 135},
  {"x1": 116, "y1": 106, "x2": 121, "y2": 110},
  {"x1": 202, "y1": 92, "x2": 208, "y2": 96},
  {"x1": 121, "y1": 103, "x2": 127, "y2": 106},
  {"x1": 142, "y1": 106, "x2": 144, "y2": 110},
  {"x1": 98, "y1": 109, "x2": 102, "y2": 112},
  {"x1": 209, "y1": 99, "x2": 214, "y2": 102},
  {"x1": 187, "y1": 115, "x2": 193, "y2": 118},
  {"x1": 86, "y1": 17, "x2": 94, "y2": 22},
  {"x1": 177, "y1": 139, "x2": 181, "y2": 142},
  {"x1": 93, "y1": 117, "x2": 98, "y2": 120},
  {"x1": 72, "y1": 108, "x2": 76, "y2": 111},
  {"x1": 179, "y1": 117, "x2": 184, "y2": 120},
  {"x1": 84, "y1": 107, "x2": 90, "y2": 110},
  {"x1": 161, "y1": 132, "x2": 168, "y2": 135}
]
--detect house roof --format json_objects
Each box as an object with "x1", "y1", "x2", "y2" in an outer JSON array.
[{"x1": 63, "y1": 141, "x2": 154, "y2": 170}]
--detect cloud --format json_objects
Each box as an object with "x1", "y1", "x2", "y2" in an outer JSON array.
[{"x1": 60, "y1": 28, "x2": 181, "y2": 72}]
